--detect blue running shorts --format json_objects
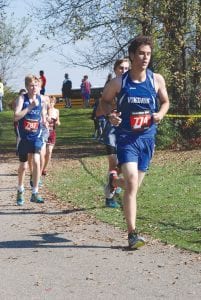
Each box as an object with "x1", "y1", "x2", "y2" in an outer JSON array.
[
  {"x1": 18, "y1": 138, "x2": 43, "y2": 162},
  {"x1": 116, "y1": 134, "x2": 155, "y2": 172}
]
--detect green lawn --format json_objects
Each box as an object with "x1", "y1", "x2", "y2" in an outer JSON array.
[{"x1": 1, "y1": 109, "x2": 200, "y2": 252}]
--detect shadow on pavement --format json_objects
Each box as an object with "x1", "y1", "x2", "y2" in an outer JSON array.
[{"x1": 0, "y1": 233, "x2": 112, "y2": 249}]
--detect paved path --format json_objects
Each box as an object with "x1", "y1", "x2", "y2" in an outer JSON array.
[{"x1": 0, "y1": 161, "x2": 200, "y2": 300}]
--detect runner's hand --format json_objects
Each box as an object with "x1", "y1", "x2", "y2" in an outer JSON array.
[
  {"x1": 29, "y1": 99, "x2": 39, "y2": 109},
  {"x1": 107, "y1": 111, "x2": 122, "y2": 127},
  {"x1": 152, "y1": 112, "x2": 163, "y2": 124}
]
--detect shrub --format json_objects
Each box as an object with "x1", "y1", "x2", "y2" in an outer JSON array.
[
  {"x1": 3, "y1": 87, "x2": 17, "y2": 110},
  {"x1": 156, "y1": 118, "x2": 179, "y2": 149}
]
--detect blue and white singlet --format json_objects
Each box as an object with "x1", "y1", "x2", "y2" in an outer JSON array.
[
  {"x1": 116, "y1": 69, "x2": 159, "y2": 138},
  {"x1": 18, "y1": 94, "x2": 42, "y2": 141}
]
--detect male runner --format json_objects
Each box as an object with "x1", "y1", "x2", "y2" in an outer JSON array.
[
  {"x1": 14, "y1": 75, "x2": 46, "y2": 205},
  {"x1": 101, "y1": 35, "x2": 169, "y2": 249}
]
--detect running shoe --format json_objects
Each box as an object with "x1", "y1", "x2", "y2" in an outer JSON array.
[
  {"x1": 115, "y1": 186, "x2": 122, "y2": 194},
  {"x1": 30, "y1": 193, "x2": 44, "y2": 203},
  {"x1": 104, "y1": 170, "x2": 118, "y2": 199},
  {"x1": 128, "y1": 230, "x2": 146, "y2": 249},
  {"x1": 16, "y1": 190, "x2": 25, "y2": 206},
  {"x1": 105, "y1": 198, "x2": 121, "y2": 208}
]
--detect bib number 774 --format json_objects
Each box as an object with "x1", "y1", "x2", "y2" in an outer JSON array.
[{"x1": 130, "y1": 111, "x2": 152, "y2": 131}]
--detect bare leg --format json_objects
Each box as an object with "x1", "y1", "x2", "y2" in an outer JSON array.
[
  {"x1": 32, "y1": 153, "x2": 41, "y2": 191},
  {"x1": 112, "y1": 167, "x2": 145, "y2": 192},
  {"x1": 40, "y1": 143, "x2": 46, "y2": 176},
  {"x1": 28, "y1": 153, "x2": 33, "y2": 177},
  {"x1": 120, "y1": 162, "x2": 146, "y2": 234},
  {"x1": 107, "y1": 154, "x2": 118, "y2": 172},
  {"x1": 18, "y1": 161, "x2": 28, "y2": 187},
  {"x1": 43, "y1": 144, "x2": 54, "y2": 172}
]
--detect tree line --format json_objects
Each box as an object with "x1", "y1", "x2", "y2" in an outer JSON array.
[
  {"x1": 0, "y1": 0, "x2": 200, "y2": 115},
  {"x1": 35, "y1": 0, "x2": 201, "y2": 114}
]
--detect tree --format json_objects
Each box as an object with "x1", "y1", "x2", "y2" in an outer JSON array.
[
  {"x1": 34, "y1": 0, "x2": 137, "y2": 69},
  {"x1": 156, "y1": 0, "x2": 201, "y2": 113},
  {"x1": 0, "y1": 0, "x2": 8, "y2": 13},
  {"x1": 35, "y1": 0, "x2": 201, "y2": 113},
  {"x1": 0, "y1": 14, "x2": 43, "y2": 85}
]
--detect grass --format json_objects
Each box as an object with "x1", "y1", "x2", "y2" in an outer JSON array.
[
  {"x1": 0, "y1": 111, "x2": 16, "y2": 152},
  {"x1": 0, "y1": 108, "x2": 200, "y2": 253}
]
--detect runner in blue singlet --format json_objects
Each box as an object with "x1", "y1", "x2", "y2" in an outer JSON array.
[
  {"x1": 14, "y1": 75, "x2": 46, "y2": 205},
  {"x1": 101, "y1": 35, "x2": 170, "y2": 249},
  {"x1": 96, "y1": 58, "x2": 130, "y2": 208}
]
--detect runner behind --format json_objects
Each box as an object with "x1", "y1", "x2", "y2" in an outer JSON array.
[{"x1": 42, "y1": 96, "x2": 60, "y2": 175}]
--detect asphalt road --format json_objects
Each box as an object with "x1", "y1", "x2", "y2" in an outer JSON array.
[{"x1": 0, "y1": 160, "x2": 200, "y2": 300}]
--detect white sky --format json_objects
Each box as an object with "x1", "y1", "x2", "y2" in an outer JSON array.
[{"x1": 6, "y1": 0, "x2": 110, "y2": 94}]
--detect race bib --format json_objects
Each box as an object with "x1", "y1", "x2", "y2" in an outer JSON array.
[
  {"x1": 23, "y1": 119, "x2": 39, "y2": 132},
  {"x1": 130, "y1": 111, "x2": 152, "y2": 131}
]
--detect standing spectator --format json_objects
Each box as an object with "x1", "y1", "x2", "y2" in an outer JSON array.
[
  {"x1": 81, "y1": 75, "x2": 91, "y2": 108},
  {"x1": 0, "y1": 77, "x2": 4, "y2": 112},
  {"x1": 39, "y1": 70, "x2": 46, "y2": 95},
  {"x1": 80, "y1": 78, "x2": 85, "y2": 107},
  {"x1": 62, "y1": 73, "x2": 72, "y2": 108}
]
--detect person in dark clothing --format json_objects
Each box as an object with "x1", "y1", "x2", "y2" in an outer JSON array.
[{"x1": 62, "y1": 73, "x2": 72, "y2": 108}]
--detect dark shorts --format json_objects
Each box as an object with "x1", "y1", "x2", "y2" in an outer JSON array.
[
  {"x1": 117, "y1": 134, "x2": 155, "y2": 172},
  {"x1": 47, "y1": 130, "x2": 56, "y2": 145},
  {"x1": 18, "y1": 138, "x2": 43, "y2": 162}
]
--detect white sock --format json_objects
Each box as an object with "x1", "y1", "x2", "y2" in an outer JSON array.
[
  {"x1": 32, "y1": 188, "x2": 38, "y2": 194},
  {"x1": 18, "y1": 186, "x2": 24, "y2": 193}
]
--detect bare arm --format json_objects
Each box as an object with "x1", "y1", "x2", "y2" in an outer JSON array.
[
  {"x1": 153, "y1": 73, "x2": 170, "y2": 123},
  {"x1": 56, "y1": 108, "x2": 60, "y2": 126},
  {"x1": 14, "y1": 95, "x2": 37, "y2": 122},
  {"x1": 100, "y1": 77, "x2": 122, "y2": 126},
  {"x1": 41, "y1": 95, "x2": 50, "y2": 126}
]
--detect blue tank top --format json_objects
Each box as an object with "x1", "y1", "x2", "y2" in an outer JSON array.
[
  {"x1": 116, "y1": 69, "x2": 159, "y2": 137},
  {"x1": 18, "y1": 94, "x2": 42, "y2": 141}
]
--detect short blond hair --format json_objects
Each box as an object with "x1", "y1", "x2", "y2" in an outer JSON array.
[{"x1": 25, "y1": 75, "x2": 40, "y2": 89}]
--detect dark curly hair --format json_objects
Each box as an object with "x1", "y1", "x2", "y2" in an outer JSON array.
[{"x1": 128, "y1": 35, "x2": 153, "y2": 61}]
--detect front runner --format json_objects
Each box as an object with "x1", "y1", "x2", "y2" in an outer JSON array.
[
  {"x1": 14, "y1": 75, "x2": 46, "y2": 205},
  {"x1": 101, "y1": 35, "x2": 169, "y2": 249}
]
